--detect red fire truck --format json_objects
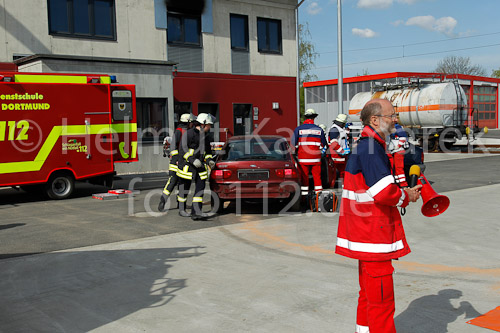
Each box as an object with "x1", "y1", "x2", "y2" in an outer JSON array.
[{"x1": 0, "y1": 72, "x2": 138, "y2": 199}]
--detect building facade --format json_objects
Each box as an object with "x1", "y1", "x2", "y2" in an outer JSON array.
[
  {"x1": 164, "y1": 0, "x2": 299, "y2": 142},
  {"x1": 0, "y1": 0, "x2": 299, "y2": 173},
  {"x1": 304, "y1": 72, "x2": 500, "y2": 130}
]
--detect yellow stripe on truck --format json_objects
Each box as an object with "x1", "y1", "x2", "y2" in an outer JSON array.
[
  {"x1": 14, "y1": 75, "x2": 89, "y2": 84},
  {"x1": 0, "y1": 124, "x2": 137, "y2": 174}
]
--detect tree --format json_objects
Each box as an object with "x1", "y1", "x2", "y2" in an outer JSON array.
[
  {"x1": 492, "y1": 69, "x2": 500, "y2": 78},
  {"x1": 433, "y1": 55, "x2": 487, "y2": 76},
  {"x1": 298, "y1": 23, "x2": 318, "y2": 119},
  {"x1": 298, "y1": 22, "x2": 318, "y2": 85}
]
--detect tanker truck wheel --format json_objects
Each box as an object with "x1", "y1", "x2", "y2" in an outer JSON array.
[{"x1": 45, "y1": 172, "x2": 75, "y2": 200}]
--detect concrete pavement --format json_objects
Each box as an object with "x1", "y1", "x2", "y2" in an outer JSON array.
[{"x1": 1, "y1": 158, "x2": 499, "y2": 332}]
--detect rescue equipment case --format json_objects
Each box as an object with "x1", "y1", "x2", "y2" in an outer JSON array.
[{"x1": 308, "y1": 190, "x2": 338, "y2": 212}]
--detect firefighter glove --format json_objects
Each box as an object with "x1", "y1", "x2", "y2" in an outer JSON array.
[
  {"x1": 193, "y1": 159, "x2": 203, "y2": 168},
  {"x1": 208, "y1": 159, "x2": 216, "y2": 168}
]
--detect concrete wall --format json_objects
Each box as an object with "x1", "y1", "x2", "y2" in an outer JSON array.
[
  {"x1": 0, "y1": 0, "x2": 167, "y2": 62},
  {"x1": 203, "y1": 0, "x2": 297, "y2": 76},
  {"x1": 114, "y1": 144, "x2": 168, "y2": 175}
]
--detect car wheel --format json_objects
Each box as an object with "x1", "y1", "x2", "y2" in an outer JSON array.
[{"x1": 45, "y1": 173, "x2": 75, "y2": 200}]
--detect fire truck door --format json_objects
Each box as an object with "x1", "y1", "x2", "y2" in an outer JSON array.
[{"x1": 111, "y1": 89, "x2": 137, "y2": 162}]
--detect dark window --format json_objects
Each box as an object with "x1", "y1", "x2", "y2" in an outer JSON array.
[
  {"x1": 230, "y1": 14, "x2": 248, "y2": 51},
  {"x1": 257, "y1": 17, "x2": 282, "y2": 54},
  {"x1": 167, "y1": 12, "x2": 201, "y2": 46},
  {"x1": 137, "y1": 99, "x2": 168, "y2": 142},
  {"x1": 48, "y1": 0, "x2": 116, "y2": 40},
  {"x1": 174, "y1": 102, "x2": 192, "y2": 129}
]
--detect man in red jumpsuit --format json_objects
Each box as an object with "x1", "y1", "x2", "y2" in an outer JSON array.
[
  {"x1": 292, "y1": 108, "x2": 327, "y2": 198},
  {"x1": 336, "y1": 99, "x2": 421, "y2": 333}
]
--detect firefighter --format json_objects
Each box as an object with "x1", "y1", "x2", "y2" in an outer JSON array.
[
  {"x1": 328, "y1": 113, "x2": 350, "y2": 179},
  {"x1": 158, "y1": 113, "x2": 195, "y2": 212},
  {"x1": 389, "y1": 123, "x2": 409, "y2": 187},
  {"x1": 176, "y1": 113, "x2": 216, "y2": 220},
  {"x1": 292, "y1": 108, "x2": 327, "y2": 198},
  {"x1": 328, "y1": 113, "x2": 350, "y2": 160}
]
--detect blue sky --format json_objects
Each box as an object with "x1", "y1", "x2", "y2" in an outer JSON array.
[{"x1": 299, "y1": 0, "x2": 500, "y2": 81}]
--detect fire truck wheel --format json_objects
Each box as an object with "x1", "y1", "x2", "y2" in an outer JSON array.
[{"x1": 45, "y1": 173, "x2": 75, "y2": 200}]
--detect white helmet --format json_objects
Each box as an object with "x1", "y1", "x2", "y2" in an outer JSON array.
[
  {"x1": 179, "y1": 113, "x2": 194, "y2": 123},
  {"x1": 335, "y1": 113, "x2": 348, "y2": 123},
  {"x1": 319, "y1": 124, "x2": 327, "y2": 132},
  {"x1": 196, "y1": 113, "x2": 214, "y2": 125},
  {"x1": 305, "y1": 108, "x2": 318, "y2": 117}
]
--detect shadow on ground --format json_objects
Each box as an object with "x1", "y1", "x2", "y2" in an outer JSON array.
[
  {"x1": 0, "y1": 246, "x2": 205, "y2": 332},
  {"x1": 395, "y1": 289, "x2": 482, "y2": 333}
]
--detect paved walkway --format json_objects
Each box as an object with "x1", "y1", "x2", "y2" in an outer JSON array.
[{"x1": 1, "y1": 175, "x2": 499, "y2": 332}]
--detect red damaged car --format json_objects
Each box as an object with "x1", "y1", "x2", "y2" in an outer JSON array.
[{"x1": 209, "y1": 135, "x2": 302, "y2": 213}]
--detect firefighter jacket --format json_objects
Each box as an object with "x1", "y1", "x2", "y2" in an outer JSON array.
[
  {"x1": 168, "y1": 124, "x2": 188, "y2": 173},
  {"x1": 328, "y1": 123, "x2": 349, "y2": 161},
  {"x1": 292, "y1": 119, "x2": 327, "y2": 165},
  {"x1": 176, "y1": 127, "x2": 214, "y2": 181},
  {"x1": 336, "y1": 125, "x2": 411, "y2": 262},
  {"x1": 389, "y1": 124, "x2": 409, "y2": 187}
]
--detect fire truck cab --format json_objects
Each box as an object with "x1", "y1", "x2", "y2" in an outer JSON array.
[{"x1": 0, "y1": 72, "x2": 138, "y2": 199}]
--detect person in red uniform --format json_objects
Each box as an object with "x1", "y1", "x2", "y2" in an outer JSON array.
[
  {"x1": 335, "y1": 99, "x2": 421, "y2": 333},
  {"x1": 292, "y1": 108, "x2": 327, "y2": 198}
]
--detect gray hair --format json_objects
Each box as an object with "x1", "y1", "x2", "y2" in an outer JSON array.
[{"x1": 360, "y1": 101, "x2": 382, "y2": 126}]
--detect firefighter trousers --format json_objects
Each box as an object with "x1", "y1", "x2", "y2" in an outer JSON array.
[
  {"x1": 298, "y1": 163, "x2": 322, "y2": 196},
  {"x1": 356, "y1": 260, "x2": 396, "y2": 333},
  {"x1": 162, "y1": 170, "x2": 180, "y2": 197},
  {"x1": 177, "y1": 170, "x2": 206, "y2": 215}
]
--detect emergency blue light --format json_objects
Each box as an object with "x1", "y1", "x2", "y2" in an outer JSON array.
[{"x1": 110, "y1": 75, "x2": 117, "y2": 83}]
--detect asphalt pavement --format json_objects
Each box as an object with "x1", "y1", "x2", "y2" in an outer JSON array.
[{"x1": 1, "y1": 152, "x2": 500, "y2": 332}]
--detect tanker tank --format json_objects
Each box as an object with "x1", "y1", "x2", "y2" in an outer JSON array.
[{"x1": 348, "y1": 82, "x2": 467, "y2": 129}]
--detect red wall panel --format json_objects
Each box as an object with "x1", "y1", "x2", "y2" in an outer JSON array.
[{"x1": 173, "y1": 72, "x2": 297, "y2": 140}]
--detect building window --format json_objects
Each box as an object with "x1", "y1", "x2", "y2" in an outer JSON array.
[
  {"x1": 230, "y1": 14, "x2": 248, "y2": 51},
  {"x1": 257, "y1": 17, "x2": 282, "y2": 54},
  {"x1": 137, "y1": 99, "x2": 168, "y2": 142},
  {"x1": 167, "y1": 12, "x2": 201, "y2": 47},
  {"x1": 48, "y1": 0, "x2": 116, "y2": 40},
  {"x1": 174, "y1": 102, "x2": 192, "y2": 129}
]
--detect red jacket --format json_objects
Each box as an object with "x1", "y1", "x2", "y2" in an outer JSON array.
[
  {"x1": 336, "y1": 126, "x2": 411, "y2": 261},
  {"x1": 292, "y1": 119, "x2": 327, "y2": 165}
]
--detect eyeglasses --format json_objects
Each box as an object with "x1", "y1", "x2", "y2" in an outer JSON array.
[{"x1": 375, "y1": 113, "x2": 398, "y2": 119}]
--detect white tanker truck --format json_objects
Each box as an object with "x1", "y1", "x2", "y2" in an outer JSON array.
[{"x1": 348, "y1": 81, "x2": 481, "y2": 150}]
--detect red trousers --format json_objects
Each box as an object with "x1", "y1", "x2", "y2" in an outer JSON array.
[
  {"x1": 298, "y1": 163, "x2": 322, "y2": 196},
  {"x1": 356, "y1": 260, "x2": 396, "y2": 333}
]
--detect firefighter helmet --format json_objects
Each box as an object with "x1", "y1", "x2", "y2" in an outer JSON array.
[
  {"x1": 305, "y1": 108, "x2": 318, "y2": 117},
  {"x1": 180, "y1": 113, "x2": 194, "y2": 123},
  {"x1": 319, "y1": 124, "x2": 327, "y2": 132},
  {"x1": 196, "y1": 113, "x2": 214, "y2": 125},
  {"x1": 335, "y1": 113, "x2": 348, "y2": 124}
]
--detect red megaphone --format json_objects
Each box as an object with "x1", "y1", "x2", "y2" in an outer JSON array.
[{"x1": 417, "y1": 174, "x2": 450, "y2": 217}]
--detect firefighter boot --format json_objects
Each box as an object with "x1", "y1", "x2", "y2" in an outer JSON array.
[
  {"x1": 191, "y1": 202, "x2": 216, "y2": 220},
  {"x1": 158, "y1": 194, "x2": 169, "y2": 212},
  {"x1": 178, "y1": 201, "x2": 191, "y2": 217}
]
